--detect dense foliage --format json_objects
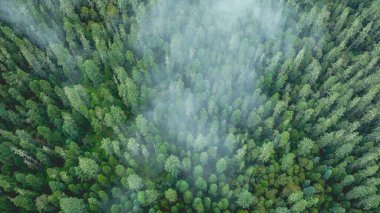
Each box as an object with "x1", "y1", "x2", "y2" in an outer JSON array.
[{"x1": 0, "y1": 0, "x2": 379, "y2": 212}]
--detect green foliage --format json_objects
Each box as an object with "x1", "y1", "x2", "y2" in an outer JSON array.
[
  {"x1": 195, "y1": 177, "x2": 207, "y2": 191},
  {"x1": 183, "y1": 191, "x2": 193, "y2": 204},
  {"x1": 144, "y1": 189, "x2": 159, "y2": 205},
  {"x1": 36, "y1": 195, "x2": 52, "y2": 212},
  {"x1": 75, "y1": 157, "x2": 100, "y2": 181},
  {"x1": 291, "y1": 200, "x2": 307, "y2": 213},
  {"x1": 59, "y1": 197, "x2": 87, "y2": 213},
  {"x1": 0, "y1": 0, "x2": 379, "y2": 212},
  {"x1": 231, "y1": 110, "x2": 242, "y2": 125},
  {"x1": 127, "y1": 174, "x2": 143, "y2": 191},
  {"x1": 192, "y1": 197, "x2": 204, "y2": 213},
  {"x1": 280, "y1": 153, "x2": 295, "y2": 171},
  {"x1": 164, "y1": 155, "x2": 181, "y2": 177},
  {"x1": 164, "y1": 189, "x2": 177, "y2": 203},
  {"x1": 259, "y1": 142, "x2": 274, "y2": 163},
  {"x1": 176, "y1": 180, "x2": 189, "y2": 193},
  {"x1": 81, "y1": 60, "x2": 102, "y2": 86},
  {"x1": 216, "y1": 158, "x2": 227, "y2": 174},
  {"x1": 236, "y1": 190, "x2": 256, "y2": 209},
  {"x1": 297, "y1": 138, "x2": 314, "y2": 156}
]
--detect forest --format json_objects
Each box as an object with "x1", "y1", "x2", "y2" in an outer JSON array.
[{"x1": 0, "y1": 0, "x2": 379, "y2": 212}]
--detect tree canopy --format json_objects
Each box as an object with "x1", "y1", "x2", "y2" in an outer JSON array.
[{"x1": 0, "y1": 0, "x2": 379, "y2": 212}]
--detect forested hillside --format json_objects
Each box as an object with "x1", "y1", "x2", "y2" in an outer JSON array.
[{"x1": 0, "y1": 0, "x2": 379, "y2": 212}]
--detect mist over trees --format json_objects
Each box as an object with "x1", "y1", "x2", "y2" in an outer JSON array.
[{"x1": 0, "y1": 0, "x2": 380, "y2": 212}]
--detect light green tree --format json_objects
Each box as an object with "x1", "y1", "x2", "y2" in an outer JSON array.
[
  {"x1": 236, "y1": 190, "x2": 256, "y2": 209},
  {"x1": 216, "y1": 158, "x2": 227, "y2": 174},
  {"x1": 75, "y1": 157, "x2": 100, "y2": 181},
  {"x1": 259, "y1": 142, "x2": 274, "y2": 163},
  {"x1": 59, "y1": 197, "x2": 87, "y2": 213},
  {"x1": 127, "y1": 174, "x2": 143, "y2": 191},
  {"x1": 165, "y1": 155, "x2": 181, "y2": 177},
  {"x1": 165, "y1": 188, "x2": 177, "y2": 203}
]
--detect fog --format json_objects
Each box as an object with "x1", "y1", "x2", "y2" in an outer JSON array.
[
  {"x1": 0, "y1": 0, "x2": 61, "y2": 47},
  {"x1": 0, "y1": 0, "x2": 296, "y2": 209},
  {"x1": 133, "y1": 0, "x2": 285, "y2": 165}
]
